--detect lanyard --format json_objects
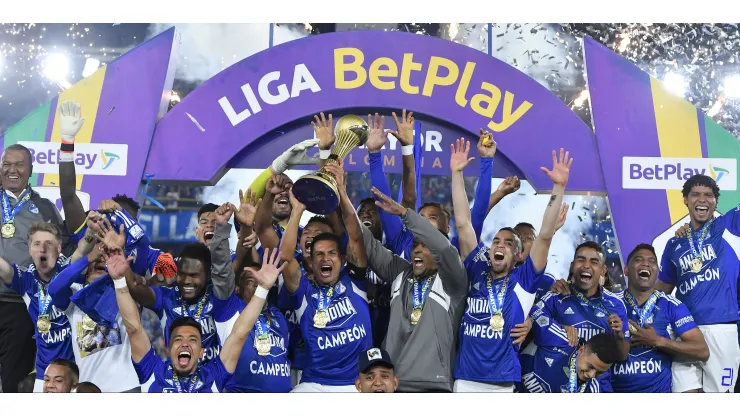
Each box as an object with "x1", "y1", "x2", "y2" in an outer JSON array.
[
  {"x1": 687, "y1": 220, "x2": 712, "y2": 262},
  {"x1": 486, "y1": 274, "x2": 509, "y2": 316},
  {"x1": 316, "y1": 284, "x2": 334, "y2": 311},
  {"x1": 36, "y1": 280, "x2": 52, "y2": 317},
  {"x1": 567, "y1": 350, "x2": 588, "y2": 393},
  {"x1": 623, "y1": 290, "x2": 659, "y2": 327},
  {"x1": 179, "y1": 290, "x2": 209, "y2": 323},
  {"x1": 573, "y1": 289, "x2": 609, "y2": 316},
  {"x1": 1, "y1": 188, "x2": 31, "y2": 225},
  {"x1": 412, "y1": 276, "x2": 433, "y2": 309},
  {"x1": 171, "y1": 369, "x2": 198, "y2": 393},
  {"x1": 255, "y1": 309, "x2": 271, "y2": 339}
]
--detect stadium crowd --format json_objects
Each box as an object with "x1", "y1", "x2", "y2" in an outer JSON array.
[{"x1": 0, "y1": 101, "x2": 737, "y2": 393}]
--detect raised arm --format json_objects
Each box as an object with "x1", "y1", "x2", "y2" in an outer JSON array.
[
  {"x1": 107, "y1": 251, "x2": 150, "y2": 363},
  {"x1": 373, "y1": 187, "x2": 467, "y2": 295},
  {"x1": 211, "y1": 203, "x2": 237, "y2": 300},
  {"x1": 254, "y1": 175, "x2": 290, "y2": 250},
  {"x1": 57, "y1": 100, "x2": 88, "y2": 234},
  {"x1": 49, "y1": 251, "x2": 95, "y2": 310},
  {"x1": 366, "y1": 114, "x2": 408, "y2": 255},
  {"x1": 471, "y1": 130, "x2": 496, "y2": 238},
  {"x1": 529, "y1": 149, "x2": 573, "y2": 272},
  {"x1": 450, "y1": 138, "x2": 479, "y2": 259},
  {"x1": 232, "y1": 188, "x2": 262, "y2": 275},
  {"x1": 488, "y1": 176, "x2": 521, "y2": 214},
  {"x1": 361, "y1": 226, "x2": 409, "y2": 283},
  {"x1": 312, "y1": 112, "x2": 336, "y2": 169},
  {"x1": 220, "y1": 248, "x2": 285, "y2": 373},
  {"x1": 324, "y1": 159, "x2": 367, "y2": 267},
  {"x1": 388, "y1": 110, "x2": 417, "y2": 210},
  {"x1": 280, "y1": 190, "x2": 306, "y2": 294}
]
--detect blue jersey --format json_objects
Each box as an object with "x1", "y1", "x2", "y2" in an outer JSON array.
[
  {"x1": 8, "y1": 259, "x2": 75, "y2": 379},
  {"x1": 211, "y1": 295, "x2": 291, "y2": 393},
  {"x1": 519, "y1": 345, "x2": 602, "y2": 393},
  {"x1": 257, "y1": 220, "x2": 304, "y2": 263},
  {"x1": 454, "y1": 243, "x2": 545, "y2": 383},
  {"x1": 529, "y1": 288, "x2": 629, "y2": 391},
  {"x1": 278, "y1": 272, "x2": 372, "y2": 386},
  {"x1": 281, "y1": 300, "x2": 309, "y2": 371},
  {"x1": 151, "y1": 285, "x2": 221, "y2": 364},
  {"x1": 133, "y1": 347, "x2": 231, "y2": 393},
  {"x1": 659, "y1": 209, "x2": 740, "y2": 325},
  {"x1": 611, "y1": 290, "x2": 697, "y2": 393}
]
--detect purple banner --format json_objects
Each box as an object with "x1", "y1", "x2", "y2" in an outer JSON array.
[{"x1": 148, "y1": 31, "x2": 604, "y2": 193}]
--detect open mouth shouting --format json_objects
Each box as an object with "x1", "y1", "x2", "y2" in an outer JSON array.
[
  {"x1": 177, "y1": 349, "x2": 193, "y2": 367},
  {"x1": 491, "y1": 249, "x2": 506, "y2": 265},
  {"x1": 362, "y1": 220, "x2": 373, "y2": 228},
  {"x1": 577, "y1": 270, "x2": 593, "y2": 285},
  {"x1": 304, "y1": 239, "x2": 313, "y2": 257},
  {"x1": 203, "y1": 231, "x2": 215, "y2": 243},
  {"x1": 694, "y1": 204, "x2": 710, "y2": 217},
  {"x1": 318, "y1": 262, "x2": 333, "y2": 279},
  {"x1": 276, "y1": 196, "x2": 290, "y2": 210},
  {"x1": 412, "y1": 257, "x2": 425, "y2": 272}
]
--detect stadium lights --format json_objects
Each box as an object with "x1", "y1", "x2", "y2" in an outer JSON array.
[
  {"x1": 662, "y1": 72, "x2": 686, "y2": 97},
  {"x1": 722, "y1": 74, "x2": 740, "y2": 100},
  {"x1": 43, "y1": 53, "x2": 70, "y2": 83}
]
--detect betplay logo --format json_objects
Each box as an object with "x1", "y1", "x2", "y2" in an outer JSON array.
[
  {"x1": 18, "y1": 142, "x2": 128, "y2": 176},
  {"x1": 622, "y1": 157, "x2": 736, "y2": 191}
]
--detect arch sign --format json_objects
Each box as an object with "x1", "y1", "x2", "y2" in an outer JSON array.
[{"x1": 4, "y1": 27, "x2": 737, "y2": 265}]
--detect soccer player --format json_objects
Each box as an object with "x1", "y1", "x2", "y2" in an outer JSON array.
[
  {"x1": 278, "y1": 160, "x2": 372, "y2": 392},
  {"x1": 656, "y1": 174, "x2": 740, "y2": 392},
  {"x1": 361, "y1": 186, "x2": 467, "y2": 392},
  {"x1": 356, "y1": 348, "x2": 398, "y2": 393},
  {"x1": 195, "y1": 203, "x2": 219, "y2": 247},
  {"x1": 0, "y1": 223, "x2": 77, "y2": 392},
  {"x1": 450, "y1": 142, "x2": 571, "y2": 393},
  {"x1": 519, "y1": 333, "x2": 621, "y2": 393},
  {"x1": 611, "y1": 244, "x2": 709, "y2": 393},
  {"x1": 74, "y1": 381, "x2": 101, "y2": 393},
  {"x1": 110, "y1": 246, "x2": 284, "y2": 393},
  {"x1": 525, "y1": 241, "x2": 630, "y2": 392},
  {"x1": 42, "y1": 359, "x2": 79, "y2": 393}
]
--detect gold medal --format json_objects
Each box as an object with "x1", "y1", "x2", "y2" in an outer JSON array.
[
  {"x1": 1, "y1": 223, "x2": 15, "y2": 239},
  {"x1": 690, "y1": 257, "x2": 703, "y2": 273},
  {"x1": 37, "y1": 315, "x2": 51, "y2": 334},
  {"x1": 490, "y1": 313, "x2": 505, "y2": 332},
  {"x1": 410, "y1": 308, "x2": 422, "y2": 325},
  {"x1": 82, "y1": 314, "x2": 96, "y2": 331},
  {"x1": 255, "y1": 337, "x2": 271, "y2": 356},
  {"x1": 628, "y1": 322, "x2": 639, "y2": 333},
  {"x1": 313, "y1": 309, "x2": 329, "y2": 329}
]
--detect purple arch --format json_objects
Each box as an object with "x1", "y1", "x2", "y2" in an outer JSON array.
[{"x1": 146, "y1": 30, "x2": 604, "y2": 193}]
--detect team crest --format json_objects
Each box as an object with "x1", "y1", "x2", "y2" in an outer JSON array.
[
  {"x1": 536, "y1": 316, "x2": 550, "y2": 327},
  {"x1": 28, "y1": 203, "x2": 39, "y2": 214}
]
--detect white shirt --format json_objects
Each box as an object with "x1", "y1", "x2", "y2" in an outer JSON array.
[{"x1": 66, "y1": 283, "x2": 140, "y2": 392}]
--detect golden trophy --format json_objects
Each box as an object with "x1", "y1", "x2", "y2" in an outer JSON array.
[{"x1": 292, "y1": 114, "x2": 369, "y2": 215}]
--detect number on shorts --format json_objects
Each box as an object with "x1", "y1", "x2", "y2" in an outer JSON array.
[{"x1": 721, "y1": 368, "x2": 734, "y2": 387}]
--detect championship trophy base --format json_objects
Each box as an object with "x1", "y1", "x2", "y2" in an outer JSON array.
[{"x1": 292, "y1": 171, "x2": 340, "y2": 215}]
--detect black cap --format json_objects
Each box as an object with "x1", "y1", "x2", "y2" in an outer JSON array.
[{"x1": 358, "y1": 348, "x2": 394, "y2": 374}]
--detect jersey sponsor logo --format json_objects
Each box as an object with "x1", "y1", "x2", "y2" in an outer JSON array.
[
  {"x1": 323, "y1": 297, "x2": 357, "y2": 326},
  {"x1": 522, "y1": 372, "x2": 550, "y2": 393},
  {"x1": 612, "y1": 358, "x2": 664, "y2": 375},
  {"x1": 572, "y1": 320, "x2": 605, "y2": 341},
  {"x1": 202, "y1": 345, "x2": 221, "y2": 361},
  {"x1": 674, "y1": 315, "x2": 694, "y2": 328},
  {"x1": 622, "y1": 157, "x2": 737, "y2": 191},
  {"x1": 465, "y1": 297, "x2": 493, "y2": 315},
  {"x1": 462, "y1": 321, "x2": 504, "y2": 340},
  {"x1": 564, "y1": 307, "x2": 574, "y2": 315},
  {"x1": 678, "y1": 245, "x2": 717, "y2": 274},
  {"x1": 677, "y1": 268, "x2": 721, "y2": 295},
  {"x1": 317, "y1": 324, "x2": 368, "y2": 350},
  {"x1": 250, "y1": 361, "x2": 291, "y2": 376}
]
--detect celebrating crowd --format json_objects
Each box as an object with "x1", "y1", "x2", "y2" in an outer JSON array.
[{"x1": 0, "y1": 100, "x2": 738, "y2": 394}]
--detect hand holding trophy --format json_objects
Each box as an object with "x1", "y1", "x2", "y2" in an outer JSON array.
[{"x1": 292, "y1": 114, "x2": 369, "y2": 214}]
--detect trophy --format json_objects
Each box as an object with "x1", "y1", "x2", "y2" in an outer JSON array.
[{"x1": 292, "y1": 114, "x2": 369, "y2": 215}]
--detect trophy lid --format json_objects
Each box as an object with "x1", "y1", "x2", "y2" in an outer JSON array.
[{"x1": 334, "y1": 114, "x2": 368, "y2": 145}]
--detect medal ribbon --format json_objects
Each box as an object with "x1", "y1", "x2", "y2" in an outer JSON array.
[
  {"x1": 1, "y1": 188, "x2": 31, "y2": 226},
  {"x1": 316, "y1": 285, "x2": 334, "y2": 312},
  {"x1": 623, "y1": 290, "x2": 659, "y2": 327},
  {"x1": 171, "y1": 369, "x2": 199, "y2": 393},
  {"x1": 567, "y1": 350, "x2": 588, "y2": 393},
  {"x1": 687, "y1": 220, "x2": 712, "y2": 266},
  {"x1": 180, "y1": 291, "x2": 209, "y2": 323},
  {"x1": 486, "y1": 275, "x2": 509, "y2": 317},
  {"x1": 36, "y1": 280, "x2": 52, "y2": 317},
  {"x1": 573, "y1": 290, "x2": 609, "y2": 316},
  {"x1": 255, "y1": 310, "x2": 271, "y2": 340},
  {"x1": 412, "y1": 277, "x2": 433, "y2": 310}
]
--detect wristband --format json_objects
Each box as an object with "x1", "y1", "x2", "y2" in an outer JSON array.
[
  {"x1": 60, "y1": 142, "x2": 75, "y2": 152},
  {"x1": 401, "y1": 145, "x2": 414, "y2": 156},
  {"x1": 113, "y1": 278, "x2": 127, "y2": 289},
  {"x1": 319, "y1": 149, "x2": 331, "y2": 160},
  {"x1": 254, "y1": 286, "x2": 269, "y2": 299}
]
